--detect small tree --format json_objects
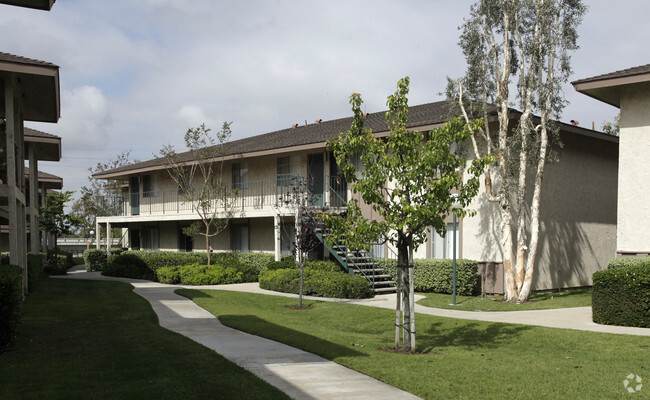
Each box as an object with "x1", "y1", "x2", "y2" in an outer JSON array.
[
  {"x1": 451, "y1": 0, "x2": 586, "y2": 302},
  {"x1": 40, "y1": 191, "x2": 82, "y2": 258},
  {"x1": 158, "y1": 123, "x2": 233, "y2": 265},
  {"x1": 327, "y1": 77, "x2": 487, "y2": 352},
  {"x1": 601, "y1": 114, "x2": 620, "y2": 136},
  {"x1": 276, "y1": 176, "x2": 323, "y2": 308}
]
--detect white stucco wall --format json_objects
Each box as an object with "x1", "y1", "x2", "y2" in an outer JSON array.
[{"x1": 617, "y1": 87, "x2": 650, "y2": 254}]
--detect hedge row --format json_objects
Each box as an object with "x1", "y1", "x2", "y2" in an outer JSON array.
[
  {"x1": 27, "y1": 254, "x2": 43, "y2": 292},
  {"x1": 593, "y1": 262, "x2": 650, "y2": 327},
  {"x1": 0, "y1": 265, "x2": 22, "y2": 352},
  {"x1": 259, "y1": 267, "x2": 372, "y2": 299},
  {"x1": 156, "y1": 263, "x2": 255, "y2": 285},
  {"x1": 380, "y1": 258, "x2": 478, "y2": 295},
  {"x1": 607, "y1": 256, "x2": 650, "y2": 269},
  {"x1": 103, "y1": 254, "x2": 155, "y2": 281}
]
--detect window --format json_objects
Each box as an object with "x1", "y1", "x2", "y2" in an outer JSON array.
[
  {"x1": 232, "y1": 162, "x2": 248, "y2": 189},
  {"x1": 142, "y1": 175, "x2": 158, "y2": 198},
  {"x1": 429, "y1": 223, "x2": 459, "y2": 259}
]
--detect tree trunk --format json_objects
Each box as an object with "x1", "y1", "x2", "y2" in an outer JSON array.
[
  {"x1": 299, "y1": 253, "x2": 305, "y2": 308},
  {"x1": 408, "y1": 243, "x2": 415, "y2": 352},
  {"x1": 397, "y1": 240, "x2": 411, "y2": 351},
  {"x1": 395, "y1": 265, "x2": 401, "y2": 350}
]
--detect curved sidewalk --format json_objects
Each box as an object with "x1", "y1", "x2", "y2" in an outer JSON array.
[{"x1": 57, "y1": 267, "x2": 422, "y2": 400}]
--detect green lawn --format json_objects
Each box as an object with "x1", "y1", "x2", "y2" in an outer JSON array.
[
  {"x1": 417, "y1": 288, "x2": 593, "y2": 311},
  {"x1": 0, "y1": 277, "x2": 289, "y2": 400},
  {"x1": 179, "y1": 289, "x2": 649, "y2": 400}
]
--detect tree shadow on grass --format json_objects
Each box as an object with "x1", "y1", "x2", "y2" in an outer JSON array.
[
  {"x1": 217, "y1": 314, "x2": 368, "y2": 360},
  {"x1": 416, "y1": 320, "x2": 533, "y2": 353}
]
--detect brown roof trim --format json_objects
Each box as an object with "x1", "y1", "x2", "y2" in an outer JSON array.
[
  {"x1": 572, "y1": 64, "x2": 650, "y2": 86},
  {"x1": 572, "y1": 64, "x2": 650, "y2": 108},
  {"x1": 0, "y1": 0, "x2": 55, "y2": 11}
]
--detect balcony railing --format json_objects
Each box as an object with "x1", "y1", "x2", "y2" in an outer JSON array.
[{"x1": 98, "y1": 175, "x2": 348, "y2": 217}]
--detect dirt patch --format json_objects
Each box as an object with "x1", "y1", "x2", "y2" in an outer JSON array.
[{"x1": 379, "y1": 347, "x2": 442, "y2": 355}]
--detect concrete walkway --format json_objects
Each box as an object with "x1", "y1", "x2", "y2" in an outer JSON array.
[{"x1": 57, "y1": 267, "x2": 421, "y2": 400}]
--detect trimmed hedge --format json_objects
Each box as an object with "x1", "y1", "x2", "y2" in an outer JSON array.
[
  {"x1": 381, "y1": 258, "x2": 478, "y2": 295},
  {"x1": 103, "y1": 254, "x2": 155, "y2": 281},
  {"x1": 593, "y1": 263, "x2": 650, "y2": 327},
  {"x1": 84, "y1": 249, "x2": 108, "y2": 272},
  {"x1": 156, "y1": 259, "x2": 259, "y2": 285},
  {"x1": 607, "y1": 256, "x2": 650, "y2": 269},
  {"x1": 0, "y1": 264, "x2": 22, "y2": 352},
  {"x1": 259, "y1": 267, "x2": 373, "y2": 299}
]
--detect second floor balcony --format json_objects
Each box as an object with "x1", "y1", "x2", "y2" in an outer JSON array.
[{"x1": 98, "y1": 175, "x2": 348, "y2": 218}]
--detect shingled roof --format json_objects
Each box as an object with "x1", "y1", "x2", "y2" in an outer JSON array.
[
  {"x1": 94, "y1": 101, "x2": 454, "y2": 178},
  {"x1": 0, "y1": 52, "x2": 58, "y2": 68},
  {"x1": 572, "y1": 64, "x2": 650, "y2": 85}
]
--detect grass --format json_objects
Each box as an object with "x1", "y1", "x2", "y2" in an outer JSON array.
[
  {"x1": 417, "y1": 288, "x2": 593, "y2": 311},
  {"x1": 0, "y1": 277, "x2": 289, "y2": 400},
  {"x1": 179, "y1": 289, "x2": 650, "y2": 400}
]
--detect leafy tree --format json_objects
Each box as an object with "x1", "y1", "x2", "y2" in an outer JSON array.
[
  {"x1": 71, "y1": 150, "x2": 136, "y2": 241},
  {"x1": 40, "y1": 191, "x2": 83, "y2": 257},
  {"x1": 450, "y1": 0, "x2": 586, "y2": 302},
  {"x1": 327, "y1": 77, "x2": 487, "y2": 352},
  {"x1": 276, "y1": 176, "x2": 323, "y2": 308},
  {"x1": 601, "y1": 114, "x2": 620, "y2": 136},
  {"x1": 157, "y1": 123, "x2": 233, "y2": 265}
]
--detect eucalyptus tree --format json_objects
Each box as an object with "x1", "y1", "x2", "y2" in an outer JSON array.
[
  {"x1": 327, "y1": 77, "x2": 487, "y2": 352},
  {"x1": 158, "y1": 123, "x2": 233, "y2": 265},
  {"x1": 450, "y1": 0, "x2": 586, "y2": 302}
]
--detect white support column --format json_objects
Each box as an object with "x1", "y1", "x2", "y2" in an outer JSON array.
[
  {"x1": 40, "y1": 185, "x2": 47, "y2": 252},
  {"x1": 5, "y1": 72, "x2": 27, "y2": 294},
  {"x1": 28, "y1": 145, "x2": 39, "y2": 254},
  {"x1": 274, "y1": 214, "x2": 281, "y2": 261},
  {"x1": 95, "y1": 220, "x2": 101, "y2": 249},
  {"x1": 106, "y1": 221, "x2": 112, "y2": 256}
]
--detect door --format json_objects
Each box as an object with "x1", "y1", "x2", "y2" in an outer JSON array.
[
  {"x1": 329, "y1": 151, "x2": 347, "y2": 207},
  {"x1": 130, "y1": 177, "x2": 140, "y2": 215},
  {"x1": 308, "y1": 153, "x2": 324, "y2": 206}
]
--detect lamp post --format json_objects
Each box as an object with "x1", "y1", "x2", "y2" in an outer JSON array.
[{"x1": 450, "y1": 195, "x2": 461, "y2": 306}]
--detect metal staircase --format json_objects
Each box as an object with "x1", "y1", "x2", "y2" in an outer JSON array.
[{"x1": 315, "y1": 232, "x2": 397, "y2": 295}]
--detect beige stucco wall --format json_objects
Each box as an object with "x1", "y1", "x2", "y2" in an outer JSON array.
[
  {"x1": 462, "y1": 130, "x2": 618, "y2": 290},
  {"x1": 617, "y1": 86, "x2": 650, "y2": 254}
]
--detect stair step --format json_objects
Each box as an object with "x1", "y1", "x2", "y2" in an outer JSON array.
[{"x1": 373, "y1": 280, "x2": 396, "y2": 286}]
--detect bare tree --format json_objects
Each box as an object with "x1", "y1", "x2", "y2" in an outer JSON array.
[
  {"x1": 451, "y1": 0, "x2": 586, "y2": 302},
  {"x1": 158, "y1": 123, "x2": 233, "y2": 265}
]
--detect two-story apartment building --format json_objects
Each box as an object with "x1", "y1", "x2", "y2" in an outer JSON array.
[{"x1": 94, "y1": 100, "x2": 618, "y2": 292}]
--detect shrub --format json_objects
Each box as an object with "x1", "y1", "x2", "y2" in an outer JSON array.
[
  {"x1": 122, "y1": 250, "x2": 207, "y2": 272},
  {"x1": 593, "y1": 263, "x2": 650, "y2": 327},
  {"x1": 0, "y1": 264, "x2": 22, "y2": 352},
  {"x1": 47, "y1": 249, "x2": 73, "y2": 268},
  {"x1": 43, "y1": 254, "x2": 70, "y2": 275},
  {"x1": 72, "y1": 256, "x2": 85, "y2": 266},
  {"x1": 178, "y1": 264, "x2": 244, "y2": 285},
  {"x1": 156, "y1": 259, "x2": 259, "y2": 285},
  {"x1": 0, "y1": 252, "x2": 9, "y2": 265},
  {"x1": 27, "y1": 253, "x2": 43, "y2": 293},
  {"x1": 155, "y1": 265, "x2": 183, "y2": 284},
  {"x1": 103, "y1": 254, "x2": 155, "y2": 281},
  {"x1": 265, "y1": 256, "x2": 296, "y2": 271},
  {"x1": 227, "y1": 253, "x2": 275, "y2": 273},
  {"x1": 259, "y1": 267, "x2": 372, "y2": 299},
  {"x1": 305, "y1": 260, "x2": 343, "y2": 272},
  {"x1": 607, "y1": 256, "x2": 650, "y2": 269},
  {"x1": 381, "y1": 258, "x2": 478, "y2": 295},
  {"x1": 84, "y1": 249, "x2": 108, "y2": 272}
]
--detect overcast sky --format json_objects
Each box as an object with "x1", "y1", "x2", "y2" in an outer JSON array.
[{"x1": 1, "y1": 0, "x2": 647, "y2": 197}]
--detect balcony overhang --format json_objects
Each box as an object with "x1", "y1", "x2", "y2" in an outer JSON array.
[
  {"x1": 0, "y1": 0, "x2": 55, "y2": 11},
  {"x1": 25, "y1": 127, "x2": 61, "y2": 161},
  {"x1": 0, "y1": 53, "x2": 60, "y2": 123}
]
